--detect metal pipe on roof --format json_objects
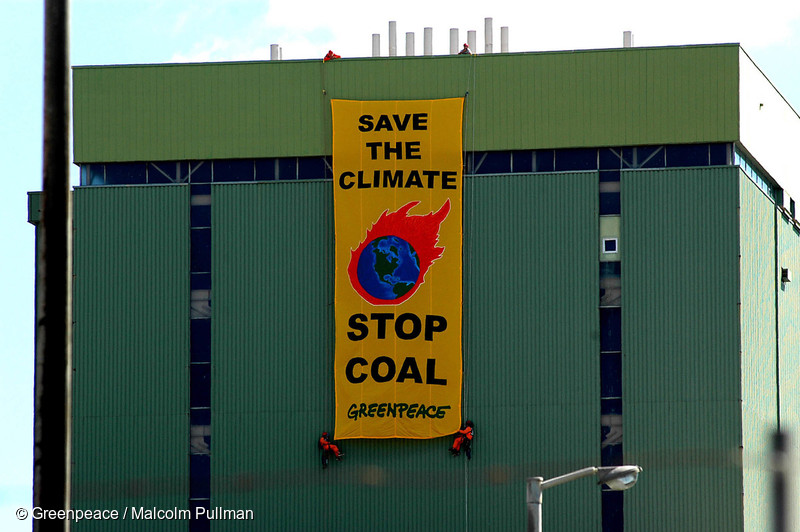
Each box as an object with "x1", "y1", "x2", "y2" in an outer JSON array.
[
  {"x1": 389, "y1": 21, "x2": 397, "y2": 56},
  {"x1": 467, "y1": 30, "x2": 476, "y2": 54},
  {"x1": 270, "y1": 44, "x2": 280, "y2": 60},
  {"x1": 450, "y1": 28, "x2": 458, "y2": 54},
  {"x1": 501, "y1": 26, "x2": 509, "y2": 52},
  {"x1": 406, "y1": 32, "x2": 415, "y2": 56},
  {"x1": 372, "y1": 34, "x2": 380, "y2": 57},
  {"x1": 623, "y1": 31, "x2": 633, "y2": 48},
  {"x1": 424, "y1": 27, "x2": 433, "y2": 56},
  {"x1": 485, "y1": 18, "x2": 493, "y2": 53}
]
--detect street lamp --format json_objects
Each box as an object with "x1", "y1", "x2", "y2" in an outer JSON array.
[{"x1": 526, "y1": 465, "x2": 642, "y2": 532}]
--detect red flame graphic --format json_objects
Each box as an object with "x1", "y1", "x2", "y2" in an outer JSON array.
[{"x1": 348, "y1": 200, "x2": 451, "y2": 305}]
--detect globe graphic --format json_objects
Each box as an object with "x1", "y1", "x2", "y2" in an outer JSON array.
[{"x1": 356, "y1": 235, "x2": 421, "y2": 301}]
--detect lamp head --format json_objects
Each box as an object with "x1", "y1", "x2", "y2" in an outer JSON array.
[{"x1": 596, "y1": 465, "x2": 642, "y2": 491}]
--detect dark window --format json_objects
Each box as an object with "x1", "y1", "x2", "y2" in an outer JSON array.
[
  {"x1": 188, "y1": 161, "x2": 211, "y2": 183},
  {"x1": 603, "y1": 238, "x2": 618, "y2": 254},
  {"x1": 278, "y1": 158, "x2": 298, "y2": 180},
  {"x1": 600, "y1": 262, "x2": 621, "y2": 307},
  {"x1": 601, "y1": 443, "x2": 623, "y2": 468},
  {"x1": 148, "y1": 161, "x2": 192, "y2": 183},
  {"x1": 511, "y1": 151, "x2": 533, "y2": 173},
  {"x1": 190, "y1": 184, "x2": 211, "y2": 196},
  {"x1": 324, "y1": 156, "x2": 334, "y2": 179},
  {"x1": 599, "y1": 170, "x2": 620, "y2": 183},
  {"x1": 191, "y1": 228, "x2": 212, "y2": 273},
  {"x1": 189, "y1": 454, "x2": 211, "y2": 498},
  {"x1": 601, "y1": 353, "x2": 622, "y2": 398},
  {"x1": 190, "y1": 364, "x2": 211, "y2": 408},
  {"x1": 601, "y1": 490, "x2": 624, "y2": 532},
  {"x1": 214, "y1": 160, "x2": 254, "y2": 182},
  {"x1": 534, "y1": 150, "x2": 555, "y2": 172},
  {"x1": 600, "y1": 307, "x2": 621, "y2": 352},
  {"x1": 600, "y1": 397, "x2": 622, "y2": 416},
  {"x1": 599, "y1": 149, "x2": 622, "y2": 170},
  {"x1": 190, "y1": 408, "x2": 211, "y2": 426},
  {"x1": 475, "y1": 152, "x2": 511, "y2": 174},
  {"x1": 148, "y1": 162, "x2": 176, "y2": 184},
  {"x1": 191, "y1": 273, "x2": 211, "y2": 291},
  {"x1": 621, "y1": 146, "x2": 664, "y2": 169},
  {"x1": 189, "y1": 500, "x2": 211, "y2": 532},
  {"x1": 555, "y1": 148, "x2": 597, "y2": 171},
  {"x1": 666, "y1": 144, "x2": 709, "y2": 167},
  {"x1": 84, "y1": 164, "x2": 105, "y2": 186},
  {"x1": 298, "y1": 157, "x2": 326, "y2": 179},
  {"x1": 255, "y1": 159, "x2": 276, "y2": 181},
  {"x1": 600, "y1": 193, "x2": 621, "y2": 216},
  {"x1": 191, "y1": 205, "x2": 211, "y2": 228},
  {"x1": 710, "y1": 143, "x2": 730, "y2": 166},
  {"x1": 190, "y1": 320, "x2": 211, "y2": 363},
  {"x1": 105, "y1": 163, "x2": 146, "y2": 185}
]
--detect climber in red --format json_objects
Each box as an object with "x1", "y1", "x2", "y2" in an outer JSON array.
[
  {"x1": 449, "y1": 420, "x2": 474, "y2": 459},
  {"x1": 323, "y1": 50, "x2": 341, "y2": 62},
  {"x1": 319, "y1": 432, "x2": 343, "y2": 468}
]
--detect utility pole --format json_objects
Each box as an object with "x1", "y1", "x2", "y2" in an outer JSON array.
[{"x1": 34, "y1": 1, "x2": 72, "y2": 530}]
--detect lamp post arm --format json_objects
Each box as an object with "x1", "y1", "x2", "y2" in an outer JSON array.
[{"x1": 540, "y1": 467, "x2": 598, "y2": 490}]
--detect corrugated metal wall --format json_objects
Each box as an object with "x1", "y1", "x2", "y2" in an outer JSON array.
[
  {"x1": 210, "y1": 172, "x2": 599, "y2": 530},
  {"x1": 72, "y1": 186, "x2": 189, "y2": 530},
  {"x1": 73, "y1": 45, "x2": 740, "y2": 163},
  {"x1": 622, "y1": 167, "x2": 744, "y2": 531},
  {"x1": 778, "y1": 214, "x2": 800, "y2": 532},
  {"x1": 739, "y1": 170, "x2": 778, "y2": 532}
]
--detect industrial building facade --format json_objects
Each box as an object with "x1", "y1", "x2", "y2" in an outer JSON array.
[{"x1": 29, "y1": 43, "x2": 800, "y2": 530}]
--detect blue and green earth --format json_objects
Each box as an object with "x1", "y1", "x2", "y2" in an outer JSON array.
[{"x1": 356, "y1": 236, "x2": 421, "y2": 300}]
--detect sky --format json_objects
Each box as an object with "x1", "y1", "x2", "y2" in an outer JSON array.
[{"x1": 1, "y1": 0, "x2": 799, "y2": 529}]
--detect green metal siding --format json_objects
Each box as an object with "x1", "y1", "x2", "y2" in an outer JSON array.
[
  {"x1": 73, "y1": 45, "x2": 740, "y2": 163},
  {"x1": 27, "y1": 191, "x2": 41, "y2": 224},
  {"x1": 778, "y1": 214, "x2": 800, "y2": 532},
  {"x1": 71, "y1": 185, "x2": 189, "y2": 530},
  {"x1": 622, "y1": 167, "x2": 743, "y2": 531},
  {"x1": 211, "y1": 172, "x2": 599, "y2": 530},
  {"x1": 464, "y1": 171, "x2": 600, "y2": 531},
  {"x1": 739, "y1": 171, "x2": 778, "y2": 532}
]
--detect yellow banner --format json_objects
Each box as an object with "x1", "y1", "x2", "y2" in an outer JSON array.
[{"x1": 332, "y1": 98, "x2": 464, "y2": 439}]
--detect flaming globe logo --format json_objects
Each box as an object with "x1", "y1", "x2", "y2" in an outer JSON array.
[{"x1": 348, "y1": 200, "x2": 451, "y2": 305}]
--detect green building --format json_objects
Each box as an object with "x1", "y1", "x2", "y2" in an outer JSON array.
[{"x1": 29, "y1": 43, "x2": 800, "y2": 530}]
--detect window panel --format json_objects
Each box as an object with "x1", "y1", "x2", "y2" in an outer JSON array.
[
  {"x1": 600, "y1": 262, "x2": 621, "y2": 306},
  {"x1": 190, "y1": 364, "x2": 211, "y2": 408},
  {"x1": 600, "y1": 307, "x2": 621, "y2": 352},
  {"x1": 255, "y1": 159, "x2": 276, "y2": 181},
  {"x1": 297, "y1": 157, "x2": 326, "y2": 179},
  {"x1": 213, "y1": 160, "x2": 254, "y2": 182},
  {"x1": 191, "y1": 228, "x2": 212, "y2": 273},
  {"x1": 475, "y1": 152, "x2": 511, "y2": 174},
  {"x1": 106, "y1": 163, "x2": 146, "y2": 185},
  {"x1": 190, "y1": 319, "x2": 211, "y2": 362},
  {"x1": 666, "y1": 144, "x2": 709, "y2": 167},
  {"x1": 555, "y1": 148, "x2": 597, "y2": 171},
  {"x1": 278, "y1": 158, "x2": 297, "y2": 180},
  {"x1": 189, "y1": 454, "x2": 211, "y2": 498},
  {"x1": 534, "y1": 150, "x2": 555, "y2": 172},
  {"x1": 511, "y1": 151, "x2": 533, "y2": 173}
]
